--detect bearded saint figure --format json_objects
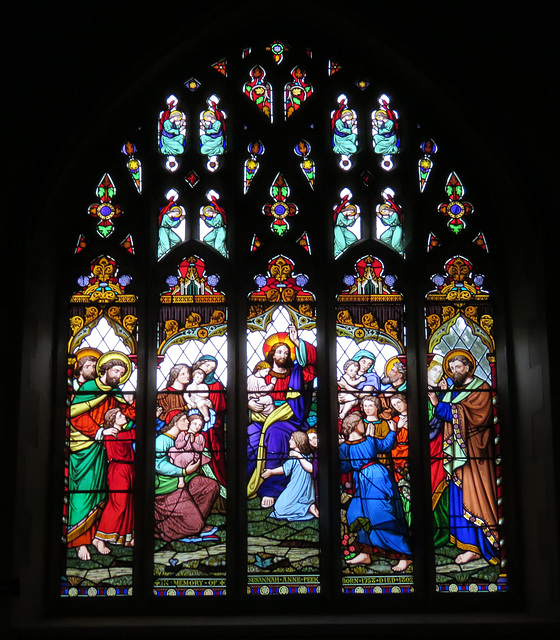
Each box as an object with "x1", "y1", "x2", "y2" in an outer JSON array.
[
  {"x1": 247, "y1": 323, "x2": 317, "y2": 508},
  {"x1": 68, "y1": 352, "x2": 135, "y2": 561},
  {"x1": 428, "y1": 351, "x2": 500, "y2": 566}
]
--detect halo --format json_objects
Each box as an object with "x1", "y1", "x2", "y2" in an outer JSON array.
[
  {"x1": 384, "y1": 355, "x2": 405, "y2": 377},
  {"x1": 443, "y1": 349, "x2": 476, "y2": 377},
  {"x1": 262, "y1": 332, "x2": 296, "y2": 360},
  {"x1": 96, "y1": 351, "x2": 133, "y2": 384},
  {"x1": 73, "y1": 347, "x2": 102, "y2": 370}
]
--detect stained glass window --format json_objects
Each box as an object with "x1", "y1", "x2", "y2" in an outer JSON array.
[
  {"x1": 426, "y1": 256, "x2": 504, "y2": 591},
  {"x1": 336, "y1": 256, "x2": 412, "y2": 592},
  {"x1": 155, "y1": 256, "x2": 227, "y2": 596},
  {"x1": 64, "y1": 253, "x2": 137, "y2": 595},
  {"x1": 60, "y1": 37, "x2": 509, "y2": 602},
  {"x1": 247, "y1": 256, "x2": 319, "y2": 594}
]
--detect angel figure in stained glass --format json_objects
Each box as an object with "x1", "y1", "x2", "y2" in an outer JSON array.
[
  {"x1": 334, "y1": 189, "x2": 361, "y2": 258},
  {"x1": 332, "y1": 94, "x2": 358, "y2": 170},
  {"x1": 158, "y1": 95, "x2": 187, "y2": 172},
  {"x1": 200, "y1": 190, "x2": 227, "y2": 257},
  {"x1": 376, "y1": 188, "x2": 404, "y2": 256},
  {"x1": 158, "y1": 189, "x2": 186, "y2": 260},
  {"x1": 372, "y1": 94, "x2": 399, "y2": 171},
  {"x1": 199, "y1": 95, "x2": 226, "y2": 172}
]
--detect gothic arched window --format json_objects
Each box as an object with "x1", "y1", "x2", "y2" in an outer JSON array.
[
  {"x1": 58, "y1": 36, "x2": 510, "y2": 603},
  {"x1": 12, "y1": 6, "x2": 559, "y2": 636}
]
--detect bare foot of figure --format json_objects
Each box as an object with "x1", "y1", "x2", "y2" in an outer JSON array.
[
  {"x1": 346, "y1": 552, "x2": 372, "y2": 565},
  {"x1": 125, "y1": 538, "x2": 134, "y2": 547},
  {"x1": 77, "y1": 544, "x2": 91, "y2": 561},
  {"x1": 391, "y1": 558, "x2": 413, "y2": 572},
  {"x1": 309, "y1": 504, "x2": 319, "y2": 518},
  {"x1": 455, "y1": 551, "x2": 481, "y2": 565},
  {"x1": 261, "y1": 496, "x2": 275, "y2": 508},
  {"x1": 92, "y1": 538, "x2": 111, "y2": 555}
]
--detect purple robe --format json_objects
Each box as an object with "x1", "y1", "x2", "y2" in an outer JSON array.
[{"x1": 247, "y1": 359, "x2": 313, "y2": 499}]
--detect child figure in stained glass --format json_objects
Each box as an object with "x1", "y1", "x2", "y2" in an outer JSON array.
[
  {"x1": 389, "y1": 394, "x2": 411, "y2": 526},
  {"x1": 339, "y1": 412, "x2": 412, "y2": 572},
  {"x1": 92, "y1": 408, "x2": 135, "y2": 554},
  {"x1": 307, "y1": 427, "x2": 319, "y2": 517},
  {"x1": 247, "y1": 360, "x2": 276, "y2": 417},
  {"x1": 185, "y1": 368, "x2": 213, "y2": 423},
  {"x1": 168, "y1": 412, "x2": 211, "y2": 471},
  {"x1": 261, "y1": 430, "x2": 318, "y2": 521},
  {"x1": 337, "y1": 360, "x2": 366, "y2": 418}
]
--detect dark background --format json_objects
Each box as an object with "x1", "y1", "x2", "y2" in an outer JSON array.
[
  {"x1": 10, "y1": 0, "x2": 554, "y2": 460},
  {"x1": 8, "y1": 1, "x2": 554, "y2": 290},
  {"x1": 5, "y1": 0, "x2": 557, "y2": 636}
]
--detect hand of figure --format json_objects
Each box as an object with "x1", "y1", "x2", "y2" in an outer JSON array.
[
  {"x1": 288, "y1": 323, "x2": 299, "y2": 346},
  {"x1": 248, "y1": 399, "x2": 264, "y2": 412},
  {"x1": 428, "y1": 391, "x2": 438, "y2": 407},
  {"x1": 186, "y1": 459, "x2": 200, "y2": 474}
]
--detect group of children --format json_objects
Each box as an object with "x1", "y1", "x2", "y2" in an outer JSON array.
[
  {"x1": 92, "y1": 407, "x2": 213, "y2": 556},
  {"x1": 91, "y1": 357, "x2": 407, "y2": 550}
]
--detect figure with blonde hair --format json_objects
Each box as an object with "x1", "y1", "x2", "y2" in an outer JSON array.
[
  {"x1": 247, "y1": 360, "x2": 276, "y2": 417},
  {"x1": 261, "y1": 430, "x2": 318, "y2": 521},
  {"x1": 185, "y1": 367, "x2": 213, "y2": 422},
  {"x1": 337, "y1": 359, "x2": 366, "y2": 418}
]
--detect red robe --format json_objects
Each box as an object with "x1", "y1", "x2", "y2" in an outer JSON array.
[
  {"x1": 68, "y1": 384, "x2": 135, "y2": 548},
  {"x1": 95, "y1": 428, "x2": 135, "y2": 545},
  {"x1": 205, "y1": 380, "x2": 227, "y2": 487}
]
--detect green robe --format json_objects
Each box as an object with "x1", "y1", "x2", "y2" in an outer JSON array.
[
  {"x1": 332, "y1": 118, "x2": 358, "y2": 155},
  {"x1": 334, "y1": 211, "x2": 358, "y2": 258},
  {"x1": 67, "y1": 380, "x2": 134, "y2": 544},
  {"x1": 201, "y1": 214, "x2": 227, "y2": 257},
  {"x1": 200, "y1": 119, "x2": 225, "y2": 156},
  {"x1": 158, "y1": 212, "x2": 183, "y2": 259}
]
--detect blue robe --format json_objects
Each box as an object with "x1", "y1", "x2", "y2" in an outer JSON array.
[
  {"x1": 270, "y1": 454, "x2": 315, "y2": 521},
  {"x1": 340, "y1": 433, "x2": 411, "y2": 556}
]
